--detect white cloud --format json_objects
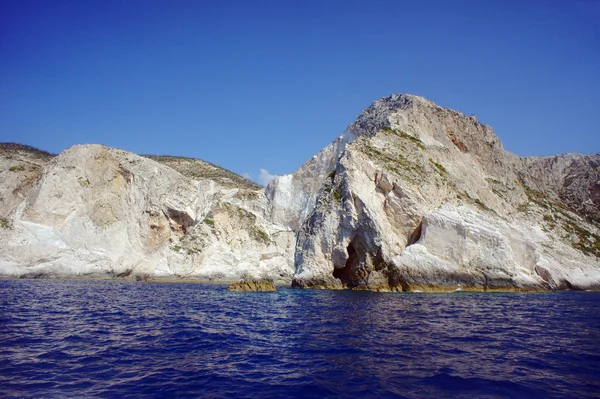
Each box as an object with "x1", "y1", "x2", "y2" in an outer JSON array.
[{"x1": 258, "y1": 168, "x2": 275, "y2": 186}]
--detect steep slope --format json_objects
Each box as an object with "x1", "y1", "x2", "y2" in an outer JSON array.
[
  {"x1": 1, "y1": 94, "x2": 598, "y2": 291},
  {"x1": 265, "y1": 131, "x2": 354, "y2": 230},
  {"x1": 0, "y1": 144, "x2": 293, "y2": 281},
  {"x1": 518, "y1": 154, "x2": 600, "y2": 223},
  {"x1": 143, "y1": 154, "x2": 260, "y2": 190},
  {"x1": 0, "y1": 143, "x2": 56, "y2": 226},
  {"x1": 267, "y1": 94, "x2": 599, "y2": 291}
]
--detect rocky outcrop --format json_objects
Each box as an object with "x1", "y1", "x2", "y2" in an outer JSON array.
[
  {"x1": 264, "y1": 131, "x2": 354, "y2": 230},
  {"x1": 0, "y1": 144, "x2": 294, "y2": 282},
  {"x1": 518, "y1": 154, "x2": 600, "y2": 223},
  {"x1": 272, "y1": 94, "x2": 600, "y2": 291},
  {"x1": 142, "y1": 154, "x2": 261, "y2": 190},
  {"x1": 0, "y1": 144, "x2": 54, "y2": 227},
  {"x1": 228, "y1": 280, "x2": 277, "y2": 292},
  {"x1": 1, "y1": 94, "x2": 598, "y2": 291}
]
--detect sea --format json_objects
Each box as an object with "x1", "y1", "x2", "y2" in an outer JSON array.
[{"x1": 0, "y1": 279, "x2": 599, "y2": 399}]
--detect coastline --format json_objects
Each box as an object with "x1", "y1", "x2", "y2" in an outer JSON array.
[
  {"x1": 1, "y1": 275, "x2": 583, "y2": 292},
  {"x1": 0, "y1": 275, "x2": 292, "y2": 287}
]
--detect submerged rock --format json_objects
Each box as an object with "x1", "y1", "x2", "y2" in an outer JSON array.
[{"x1": 227, "y1": 281, "x2": 276, "y2": 292}]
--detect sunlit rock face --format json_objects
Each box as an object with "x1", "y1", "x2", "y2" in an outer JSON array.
[
  {"x1": 0, "y1": 144, "x2": 294, "y2": 282},
  {"x1": 227, "y1": 280, "x2": 277, "y2": 292},
  {"x1": 270, "y1": 94, "x2": 600, "y2": 291},
  {"x1": 1, "y1": 94, "x2": 598, "y2": 290}
]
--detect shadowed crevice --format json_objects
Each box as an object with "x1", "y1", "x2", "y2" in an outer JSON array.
[
  {"x1": 333, "y1": 242, "x2": 357, "y2": 287},
  {"x1": 407, "y1": 219, "x2": 423, "y2": 246}
]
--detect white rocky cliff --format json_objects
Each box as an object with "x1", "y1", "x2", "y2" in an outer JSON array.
[
  {"x1": 0, "y1": 144, "x2": 294, "y2": 282},
  {"x1": 1, "y1": 94, "x2": 599, "y2": 290},
  {"x1": 271, "y1": 94, "x2": 600, "y2": 291}
]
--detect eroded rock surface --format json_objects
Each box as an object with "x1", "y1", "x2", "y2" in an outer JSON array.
[
  {"x1": 271, "y1": 94, "x2": 600, "y2": 291},
  {"x1": 228, "y1": 280, "x2": 277, "y2": 292},
  {"x1": 1, "y1": 94, "x2": 598, "y2": 291},
  {"x1": 0, "y1": 144, "x2": 294, "y2": 282}
]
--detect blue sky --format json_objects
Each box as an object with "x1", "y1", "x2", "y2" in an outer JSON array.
[{"x1": 1, "y1": 0, "x2": 599, "y2": 184}]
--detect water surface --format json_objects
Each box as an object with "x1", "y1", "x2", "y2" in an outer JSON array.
[{"x1": 1, "y1": 279, "x2": 599, "y2": 398}]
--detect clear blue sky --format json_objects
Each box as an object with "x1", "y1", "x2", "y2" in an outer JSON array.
[{"x1": 1, "y1": 0, "x2": 599, "y2": 184}]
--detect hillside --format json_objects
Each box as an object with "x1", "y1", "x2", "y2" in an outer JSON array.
[
  {"x1": 0, "y1": 142, "x2": 259, "y2": 190},
  {"x1": 1, "y1": 95, "x2": 598, "y2": 290},
  {"x1": 142, "y1": 155, "x2": 260, "y2": 190},
  {"x1": 267, "y1": 94, "x2": 600, "y2": 291}
]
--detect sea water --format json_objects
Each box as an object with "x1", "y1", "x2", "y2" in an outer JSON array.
[{"x1": 1, "y1": 279, "x2": 599, "y2": 398}]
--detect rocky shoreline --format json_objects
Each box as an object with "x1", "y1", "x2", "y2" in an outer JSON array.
[
  {"x1": 4, "y1": 275, "x2": 595, "y2": 293},
  {"x1": 1, "y1": 94, "x2": 598, "y2": 291}
]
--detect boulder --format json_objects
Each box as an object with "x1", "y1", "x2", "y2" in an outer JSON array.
[{"x1": 227, "y1": 281, "x2": 276, "y2": 292}]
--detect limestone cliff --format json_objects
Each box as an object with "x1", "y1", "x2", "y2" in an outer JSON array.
[
  {"x1": 0, "y1": 144, "x2": 294, "y2": 282},
  {"x1": 270, "y1": 94, "x2": 600, "y2": 291},
  {"x1": 1, "y1": 94, "x2": 598, "y2": 291}
]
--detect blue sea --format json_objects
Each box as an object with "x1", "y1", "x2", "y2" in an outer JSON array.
[{"x1": 1, "y1": 279, "x2": 599, "y2": 398}]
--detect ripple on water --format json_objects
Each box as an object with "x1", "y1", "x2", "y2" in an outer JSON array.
[{"x1": 0, "y1": 280, "x2": 599, "y2": 398}]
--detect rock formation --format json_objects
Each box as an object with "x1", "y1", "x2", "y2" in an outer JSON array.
[
  {"x1": 0, "y1": 144, "x2": 294, "y2": 282},
  {"x1": 270, "y1": 94, "x2": 600, "y2": 291},
  {"x1": 1, "y1": 94, "x2": 599, "y2": 291},
  {"x1": 228, "y1": 280, "x2": 277, "y2": 292}
]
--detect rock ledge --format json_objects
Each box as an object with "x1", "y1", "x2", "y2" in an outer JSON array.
[{"x1": 227, "y1": 281, "x2": 276, "y2": 292}]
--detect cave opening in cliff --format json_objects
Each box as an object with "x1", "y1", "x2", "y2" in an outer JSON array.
[
  {"x1": 164, "y1": 208, "x2": 195, "y2": 234},
  {"x1": 407, "y1": 219, "x2": 422, "y2": 246},
  {"x1": 333, "y1": 242, "x2": 357, "y2": 287}
]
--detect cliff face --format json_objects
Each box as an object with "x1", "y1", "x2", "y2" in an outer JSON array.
[
  {"x1": 270, "y1": 94, "x2": 600, "y2": 291},
  {"x1": 0, "y1": 144, "x2": 294, "y2": 282},
  {"x1": 1, "y1": 94, "x2": 598, "y2": 290},
  {"x1": 518, "y1": 154, "x2": 600, "y2": 223}
]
